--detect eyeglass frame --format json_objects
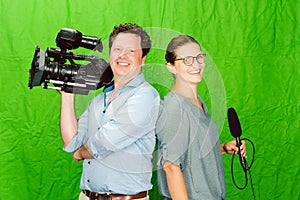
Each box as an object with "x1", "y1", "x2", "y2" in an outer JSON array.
[{"x1": 174, "y1": 53, "x2": 206, "y2": 66}]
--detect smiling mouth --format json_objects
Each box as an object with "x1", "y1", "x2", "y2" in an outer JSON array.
[
  {"x1": 189, "y1": 70, "x2": 201, "y2": 75},
  {"x1": 117, "y1": 62, "x2": 130, "y2": 66}
]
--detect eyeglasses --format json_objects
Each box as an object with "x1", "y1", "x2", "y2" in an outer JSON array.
[{"x1": 174, "y1": 53, "x2": 206, "y2": 66}]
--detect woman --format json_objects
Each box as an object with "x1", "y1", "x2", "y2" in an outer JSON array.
[{"x1": 156, "y1": 35, "x2": 245, "y2": 200}]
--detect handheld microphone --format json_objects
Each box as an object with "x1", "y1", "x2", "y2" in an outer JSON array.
[{"x1": 227, "y1": 107, "x2": 247, "y2": 171}]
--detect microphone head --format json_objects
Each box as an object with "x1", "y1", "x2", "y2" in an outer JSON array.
[{"x1": 227, "y1": 107, "x2": 242, "y2": 138}]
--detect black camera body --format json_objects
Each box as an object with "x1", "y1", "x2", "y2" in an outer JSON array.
[{"x1": 28, "y1": 28, "x2": 113, "y2": 95}]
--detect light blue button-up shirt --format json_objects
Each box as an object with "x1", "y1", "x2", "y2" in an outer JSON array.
[{"x1": 64, "y1": 74, "x2": 160, "y2": 194}]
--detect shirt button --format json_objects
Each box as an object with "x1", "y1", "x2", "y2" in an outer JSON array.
[
  {"x1": 88, "y1": 161, "x2": 91, "y2": 164},
  {"x1": 87, "y1": 179, "x2": 90, "y2": 182}
]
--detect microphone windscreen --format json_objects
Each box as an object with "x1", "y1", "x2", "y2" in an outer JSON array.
[{"x1": 227, "y1": 107, "x2": 242, "y2": 138}]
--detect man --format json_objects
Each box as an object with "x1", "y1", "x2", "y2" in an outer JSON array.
[{"x1": 60, "y1": 23, "x2": 160, "y2": 200}]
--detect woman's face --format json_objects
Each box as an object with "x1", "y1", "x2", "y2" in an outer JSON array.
[{"x1": 171, "y1": 42, "x2": 205, "y2": 84}]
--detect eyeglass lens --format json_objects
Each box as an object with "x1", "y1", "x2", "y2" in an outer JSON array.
[{"x1": 184, "y1": 54, "x2": 205, "y2": 65}]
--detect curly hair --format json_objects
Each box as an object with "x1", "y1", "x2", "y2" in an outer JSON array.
[
  {"x1": 165, "y1": 35, "x2": 201, "y2": 64},
  {"x1": 109, "y1": 23, "x2": 151, "y2": 57}
]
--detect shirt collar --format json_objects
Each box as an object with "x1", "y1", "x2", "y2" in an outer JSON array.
[
  {"x1": 125, "y1": 73, "x2": 145, "y2": 88},
  {"x1": 103, "y1": 73, "x2": 145, "y2": 93}
]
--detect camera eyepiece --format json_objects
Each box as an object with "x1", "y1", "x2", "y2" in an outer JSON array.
[{"x1": 56, "y1": 28, "x2": 103, "y2": 52}]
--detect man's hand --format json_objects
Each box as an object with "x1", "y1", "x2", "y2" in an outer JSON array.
[
  {"x1": 72, "y1": 145, "x2": 94, "y2": 162},
  {"x1": 72, "y1": 149, "x2": 83, "y2": 162}
]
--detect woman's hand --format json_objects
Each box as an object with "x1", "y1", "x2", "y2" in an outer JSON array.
[{"x1": 221, "y1": 139, "x2": 247, "y2": 157}]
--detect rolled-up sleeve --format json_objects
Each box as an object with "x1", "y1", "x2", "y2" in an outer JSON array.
[{"x1": 156, "y1": 96, "x2": 189, "y2": 168}]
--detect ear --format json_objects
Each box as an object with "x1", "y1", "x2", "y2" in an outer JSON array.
[
  {"x1": 167, "y1": 63, "x2": 176, "y2": 74},
  {"x1": 141, "y1": 56, "x2": 146, "y2": 66}
]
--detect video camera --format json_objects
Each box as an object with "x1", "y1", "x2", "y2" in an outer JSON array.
[{"x1": 28, "y1": 28, "x2": 113, "y2": 95}]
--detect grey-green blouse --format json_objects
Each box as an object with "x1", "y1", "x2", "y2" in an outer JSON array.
[{"x1": 156, "y1": 92, "x2": 226, "y2": 200}]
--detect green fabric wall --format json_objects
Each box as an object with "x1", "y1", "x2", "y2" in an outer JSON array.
[{"x1": 0, "y1": 0, "x2": 299, "y2": 199}]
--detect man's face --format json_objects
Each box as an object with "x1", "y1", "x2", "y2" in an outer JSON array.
[{"x1": 109, "y1": 33, "x2": 145, "y2": 83}]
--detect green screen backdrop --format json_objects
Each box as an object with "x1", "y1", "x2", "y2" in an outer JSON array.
[{"x1": 0, "y1": 0, "x2": 299, "y2": 199}]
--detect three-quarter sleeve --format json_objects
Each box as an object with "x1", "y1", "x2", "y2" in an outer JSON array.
[{"x1": 156, "y1": 95, "x2": 189, "y2": 168}]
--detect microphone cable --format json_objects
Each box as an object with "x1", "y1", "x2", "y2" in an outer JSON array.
[{"x1": 231, "y1": 137, "x2": 256, "y2": 200}]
